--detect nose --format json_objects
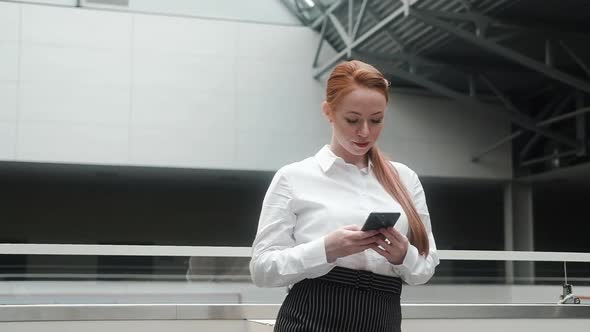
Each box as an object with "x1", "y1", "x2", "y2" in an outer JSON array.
[{"x1": 358, "y1": 120, "x2": 369, "y2": 138}]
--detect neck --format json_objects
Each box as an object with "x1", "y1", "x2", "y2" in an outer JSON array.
[{"x1": 329, "y1": 141, "x2": 369, "y2": 169}]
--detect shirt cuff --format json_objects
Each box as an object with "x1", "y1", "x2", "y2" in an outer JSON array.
[
  {"x1": 301, "y1": 236, "x2": 332, "y2": 269},
  {"x1": 392, "y1": 243, "x2": 418, "y2": 273}
]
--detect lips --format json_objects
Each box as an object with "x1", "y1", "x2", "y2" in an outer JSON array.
[{"x1": 353, "y1": 142, "x2": 370, "y2": 148}]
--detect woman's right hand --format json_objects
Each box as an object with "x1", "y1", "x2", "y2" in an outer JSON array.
[{"x1": 324, "y1": 225, "x2": 381, "y2": 263}]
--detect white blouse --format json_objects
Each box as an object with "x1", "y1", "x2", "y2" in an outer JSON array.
[{"x1": 249, "y1": 145, "x2": 439, "y2": 288}]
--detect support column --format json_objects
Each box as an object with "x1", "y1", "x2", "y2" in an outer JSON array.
[
  {"x1": 503, "y1": 183, "x2": 514, "y2": 284},
  {"x1": 576, "y1": 91, "x2": 586, "y2": 157},
  {"x1": 504, "y1": 182, "x2": 535, "y2": 284}
]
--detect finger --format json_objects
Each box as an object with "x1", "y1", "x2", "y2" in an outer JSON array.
[
  {"x1": 375, "y1": 238, "x2": 391, "y2": 251},
  {"x1": 357, "y1": 235, "x2": 381, "y2": 246},
  {"x1": 377, "y1": 229, "x2": 394, "y2": 245},
  {"x1": 371, "y1": 242, "x2": 384, "y2": 250},
  {"x1": 354, "y1": 229, "x2": 380, "y2": 240},
  {"x1": 342, "y1": 224, "x2": 361, "y2": 231},
  {"x1": 380, "y1": 227, "x2": 397, "y2": 240},
  {"x1": 370, "y1": 247, "x2": 389, "y2": 259},
  {"x1": 351, "y1": 244, "x2": 375, "y2": 254},
  {"x1": 391, "y1": 228, "x2": 408, "y2": 243},
  {"x1": 384, "y1": 227, "x2": 406, "y2": 245}
]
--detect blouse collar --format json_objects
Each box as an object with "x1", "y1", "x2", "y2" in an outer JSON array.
[{"x1": 315, "y1": 145, "x2": 373, "y2": 174}]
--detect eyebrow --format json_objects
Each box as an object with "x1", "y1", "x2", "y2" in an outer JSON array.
[{"x1": 346, "y1": 111, "x2": 384, "y2": 116}]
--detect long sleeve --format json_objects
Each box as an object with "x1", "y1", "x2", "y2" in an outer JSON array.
[
  {"x1": 249, "y1": 169, "x2": 335, "y2": 288},
  {"x1": 391, "y1": 170, "x2": 440, "y2": 285}
]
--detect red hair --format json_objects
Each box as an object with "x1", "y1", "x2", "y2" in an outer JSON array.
[{"x1": 326, "y1": 60, "x2": 429, "y2": 256}]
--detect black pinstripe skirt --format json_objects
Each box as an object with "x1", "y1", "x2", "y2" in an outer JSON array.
[{"x1": 274, "y1": 266, "x2": 402, "y2": 332}]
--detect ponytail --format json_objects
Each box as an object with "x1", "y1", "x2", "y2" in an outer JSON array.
[{"x1": 369, "y1": 146, "x2": 429, "y2": 256}]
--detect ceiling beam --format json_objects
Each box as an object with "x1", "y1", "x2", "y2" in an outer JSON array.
[
  {"x1": 312, "y1": 0, "x2": 418, "y2": 79},
  {"x1": 471, "y1": 94, "x2": 573, "y2": 162},
  {"x1": 410, "y1": 9, "x2": 590, "y2": 93},
  {"x1": 383, "y1": 67, "x2": 583, "y2": 153}
]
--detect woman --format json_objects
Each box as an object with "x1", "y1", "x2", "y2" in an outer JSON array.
[{"x1": 249, "y1": 60, "x2": 439, "y2": 332}]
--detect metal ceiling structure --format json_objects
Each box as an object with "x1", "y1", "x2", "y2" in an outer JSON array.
[{"x1": 282, "y1": 0, "x2": 590, "y2": 178}]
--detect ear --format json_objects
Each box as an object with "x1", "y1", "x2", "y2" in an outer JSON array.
[{"x1": 322, "y1": 101, "x2": 334, "y2": 123}]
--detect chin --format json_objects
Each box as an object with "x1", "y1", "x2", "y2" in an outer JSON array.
[{"x1": 348, "y1": 144, "x2": 372, "y2": 155}]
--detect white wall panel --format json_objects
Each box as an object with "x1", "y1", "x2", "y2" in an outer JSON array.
[
  {"x1": 380, "y1": 93, "x2": 512, "y2": 179},
  {"x1": 133, "y1": 53, "x2": 234, "y2": 93},
  {"x1": 0, "y1": 43, "x2": 19, "y2": 81},
  {"x1": 235, "y1": 93, "x2": 325, "y2": 135},
  {"x1": 132, "y1": 87, "x2": 234, "y2": 130},
  {"x1": 130, "y1": 126, "x2": 234, "y2": 169},
  {"x1": 130, "y1": 0, "x2": 300, "y2": 26},
  {"x1": 19, "y1": 82, "x2": 130, "y2": 126},
  {"x1": 0, "y1": 82, "x2": 18, "y2": 122},
  {"x1": 389, "y1": 93, "x2": 505, "y2": 146},
  {"x1": 235, "y1": 129, "x2": 330, "y2": 171},
  {"x1": 0, "y1": 2, "x2": 20, "y2": 42},
  {"x1": 237, "y1": 23, "x2": 316, "y2": 64},
  {"x1": 133, "y1": 14, "x2": 237, "y2": 56},
  {"x1": 17, "y1": 122, "x2": 128, "y2": 164},
  {"x1": 20, "y1": 45, "x2": 130, "y2": 86},
  {"x1": 10, "y1": 0, "x2": 75, "y2": 5},
  {"x1": 235, "y1": 60, "x2": 323, "y2": 99},
  {"x1": 0, "y1": 121, "x2": 17, "y2": 160},
  {"x1": 21, "y1": 5, "x2": 131, "y2": 49}
]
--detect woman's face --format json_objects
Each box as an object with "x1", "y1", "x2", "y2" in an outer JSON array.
[{"x1": 323, "y1": 86, "x2": 387, "y2": 162}]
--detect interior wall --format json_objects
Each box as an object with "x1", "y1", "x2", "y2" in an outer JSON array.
[{"x1": 0, "y1": 1, "x2": 512, "y2": 179}]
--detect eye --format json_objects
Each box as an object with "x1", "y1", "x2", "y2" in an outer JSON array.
[
  {"x1": 345, "y1": 118, "x2": 359, "y2": 124},
  {"x1": 371, "y1": 118, "x2": 383, "y2": 124}
]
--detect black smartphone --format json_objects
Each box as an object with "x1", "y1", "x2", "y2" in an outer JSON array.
[{"x1": 361, "y1": 212, "x2": 401, "y2": 231}]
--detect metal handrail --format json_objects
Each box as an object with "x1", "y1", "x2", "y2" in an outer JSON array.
[{"x1": 1, "y1": 244, "x2": 590, "y2": 262}]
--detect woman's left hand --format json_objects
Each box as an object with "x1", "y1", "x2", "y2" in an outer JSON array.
[{"x1": 371, "y1": 227, "x2": 408, "y2": 265}]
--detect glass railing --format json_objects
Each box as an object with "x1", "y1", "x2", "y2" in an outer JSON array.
[{"x1": 1, "y1": 243, "x2": 589, "y2": 306}]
